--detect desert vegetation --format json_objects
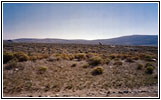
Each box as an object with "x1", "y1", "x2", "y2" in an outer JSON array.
[{"x1": 3, "y1": 43, "x2": 158, "y2": 97}]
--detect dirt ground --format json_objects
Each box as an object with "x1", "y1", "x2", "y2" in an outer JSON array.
[{"x1": 3, "y1": 43, "x2": 159, "y2": 97}]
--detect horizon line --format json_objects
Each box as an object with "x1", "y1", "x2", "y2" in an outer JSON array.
[{"x1": 3, "y1": 34, "x2": 158, "y2": 41}]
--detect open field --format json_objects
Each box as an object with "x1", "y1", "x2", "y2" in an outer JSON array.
[{"x1": 3, "y1": 43, "x2": 158, "y2": 97}]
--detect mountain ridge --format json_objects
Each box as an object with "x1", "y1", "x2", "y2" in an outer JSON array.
[{"x1": 3, "y1": 35, "x2": 158, "y2": 46}]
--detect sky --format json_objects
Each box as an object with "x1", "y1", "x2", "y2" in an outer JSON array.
[{"x1": 3, "y1": 3, "x2": 158, "y2": 40}]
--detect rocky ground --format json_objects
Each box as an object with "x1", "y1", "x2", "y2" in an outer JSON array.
[{"x1": 3, "y1": 85, "x2": 158, "y2": 97}]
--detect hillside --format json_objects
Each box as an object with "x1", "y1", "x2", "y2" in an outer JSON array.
[{"x1": 4, "y1": 35, "x2": 158, "y2": 46}]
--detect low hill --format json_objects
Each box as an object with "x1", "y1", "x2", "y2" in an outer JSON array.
[{"x1": 4, "y1": 35, "x2": 158, "y2": 46}]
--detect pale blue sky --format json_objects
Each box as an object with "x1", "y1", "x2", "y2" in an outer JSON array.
[{"x1": 3, "y1": 3, "x2": 158, "y2": 40}]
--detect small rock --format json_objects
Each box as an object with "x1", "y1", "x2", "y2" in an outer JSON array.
[
  {"x1": 106, "y1": 91, "x2": 110, "y2": 96},
  {"x1": 151, "y1": 59, "x2": 156, "y2": 61},
  {"x1": 109, "y1": 66, "x2": 112, "y2": 68},
  {"x1": 63, "y1": 94, "x2": 70, "y2": 97},
  {"x1": 123, "y1": 90, "x2": 128, "y2": 93},
  {"x1": 80, "y1": 78, "x2": 83, "y2": 81},
  {"x1": 55, "y1": 94, "x2": 59, "y2": 97},
  {"x1": 141, "y1": 90, "x2": 146, "y2": 93},
  {"x1": 87, "y1": 93, "x2": 94, "y2": 96},
  {"x1": 138, "y1": 90, "x2": 142, "y2": 93},
  {"x1": 112, "y1": 91, "x2": 116, "y2": 93},
  {"x1": 118, "y1": 91, "x2": 123, "y2": 94},
  {"x1": 99, "y1": 92, "x2": 106, "y2": 95},
  {"x1": 60, "y1": 66, "x2": 64, "y2": 68},
  {"x1": 107, "y1": 91, "x2": 110, "y2": 94}
]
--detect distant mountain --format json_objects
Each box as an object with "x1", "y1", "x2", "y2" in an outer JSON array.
[
  {"x1": 93, "y1": 35, "x2": 158, "y2": 46},
  {"x1": 3, "y1": 35, "x2": 158, "y2": 46}
]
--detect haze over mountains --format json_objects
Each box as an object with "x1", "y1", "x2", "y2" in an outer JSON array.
[{"x1": 4, "y1": 35, "x2": 158, "y2": 46}]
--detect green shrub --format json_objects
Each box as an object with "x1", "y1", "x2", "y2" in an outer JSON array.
[
  {"x1": 145, "y1": 66, "x2": 154, "y2": 74},
  {"x1": 145, "y1": 55, "x2": 153, "y2": 61},
  {"x1": 137, "y1": 64, "x2": 143, "y2": 70},
  {"x1": 89, "y1": 56, "x2": 102, "y2": 66},
  {"x1": 3, "y1": 52, "x2": 14, "y2": 63},
  {"x1": 145, "y1": 63, "x2": 153, "y2": 68},
  {"x1": 91, "y1": 66, "x2": 104, "y2": 75},
  {"x1": 24, "y1": 81, "x2": 32, "y2": 89},
  {"x1": 14, "y1": 52, "x2": 29, "y2": 62},
  {"x1": 39, "y1": 66, "x2": 48, "y2": 74}
]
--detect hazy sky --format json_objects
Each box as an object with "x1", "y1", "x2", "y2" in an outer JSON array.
[{"x1": 3, "y1": 3, "x2": 158, "y2": 40}]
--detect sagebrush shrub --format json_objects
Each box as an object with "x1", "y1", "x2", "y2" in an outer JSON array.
[
  {"x1": 3, "y1": 52, "x2": 14, "y2": 63},
  {"x1": 145, "y1": 66, "x2": 154, "y2": 74},
  {"x1": 89, "y1": 56, "x2": 102, "y2": 66},
  {"x1": 91, "y1": 66, "x2": 104, "y2": 75},
  {"x1": 145, "y1": 55, "x2": 153, "y2": 61},
  {"x1": 137, "y1": 64, "x2": 143, "y2": 70},
  {"x1": 75, "y1": 53, "x2": 86, "y2": 60},
  {"x1": 145, "y1": 63, "x2": 153, "y2": 68},
  {"x1": 39, "y1": 66, "x2": 48, "y2": 74},
  {"x1": 14, "y1": 52, "x2": 29, "y2": 62}
]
